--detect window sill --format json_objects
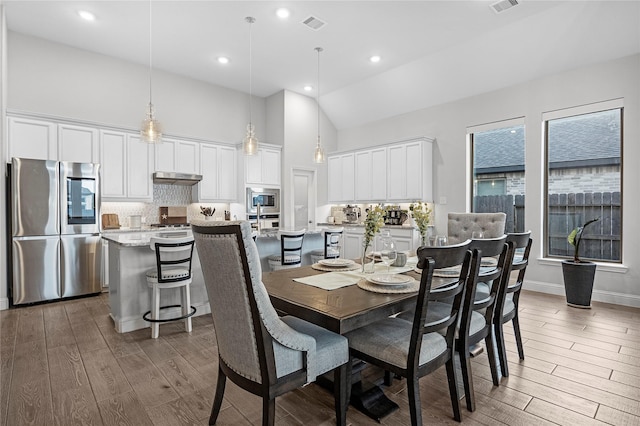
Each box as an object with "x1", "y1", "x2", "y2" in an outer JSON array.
[{"x1": 537, "y1": 258, "x2": 628, "y2": 274}]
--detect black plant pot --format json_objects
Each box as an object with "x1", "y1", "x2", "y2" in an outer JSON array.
[{"x1": 561, "y1": 260, "x2": 596, "y2": 308}]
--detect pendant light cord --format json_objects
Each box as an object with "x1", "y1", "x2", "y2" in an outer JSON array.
[
  {"x1": 246, "y1": 17, "x2": 255, "y2": 127},
  {"x1": 148, "y1": 0, "x2": 153, "y2": 109},
  {"x1": 315, "y1": 47, "x2": 323, "y2": 144}
]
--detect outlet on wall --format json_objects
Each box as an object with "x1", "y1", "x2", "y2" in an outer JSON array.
[{"x1": 439, "y1": 196, "x2": 447, "y2": 205}]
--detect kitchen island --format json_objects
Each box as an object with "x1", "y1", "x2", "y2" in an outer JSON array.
[{"x1": 102, "y1": 229, "x2": 210, "y2": 333}]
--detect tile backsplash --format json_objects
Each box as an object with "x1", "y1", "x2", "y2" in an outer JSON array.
[{"x1": 101, "y1": 184, "x2": 229, "y2": 228}]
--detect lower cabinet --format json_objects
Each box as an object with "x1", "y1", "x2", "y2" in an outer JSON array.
[
  {"x1": 342, "y1": 226, "x2": 421, "y2": 260},
  {"x1": 343, "y1": 227, "x2": 364, "y2": 260}
]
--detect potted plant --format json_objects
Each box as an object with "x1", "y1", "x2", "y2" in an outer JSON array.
[{"x1": 561, "y1": 217, "x2": 600, "y2": 308}]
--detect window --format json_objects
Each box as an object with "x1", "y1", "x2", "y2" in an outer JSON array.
[
  {"x1": 469, "y1": 119, "x2": 526, "y2": 233},
  {"x1": 544, "y1": 101, "x2": 622, "y2": 262}
]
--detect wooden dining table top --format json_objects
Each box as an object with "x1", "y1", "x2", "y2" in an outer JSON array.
[{"x1": 262, "y1": 264, "x2": 455, "y2": 335}]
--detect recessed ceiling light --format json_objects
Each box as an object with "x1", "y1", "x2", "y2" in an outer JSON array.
[
  {"x1": 369, "y1": 55, "x2": 381, "y2": 63},
  {"x1": 276, "y1": 8, "x2": 290, "y2": 19},
  {"x1": 78, "y1": 10, "x2": 95, "y2": 21},
  {"x1": 304, "y1": 85, "x2": 313, "y2": 92},
  {"x1": 217, "y1": 56, "x2": 230, "y2": 65}
]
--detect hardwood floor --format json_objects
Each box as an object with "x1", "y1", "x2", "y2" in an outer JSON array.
[{"x1": 1, "y1": 290, "x2": 639, "y2": 425}]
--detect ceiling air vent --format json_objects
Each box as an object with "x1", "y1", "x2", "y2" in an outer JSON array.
[
  {"x1": 490, "y1": 0, "x2": 519, "y2": 13},
  {"x1": 302, "y1": 16, "x2": 326, "y2": 31}
]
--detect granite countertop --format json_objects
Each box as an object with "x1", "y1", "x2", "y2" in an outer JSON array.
[
  {"x1": 102, "y1": 229, "x2": 192, "y2": 247},
  {"x1": 316, "y1": 222, "x2": 418, "y2": 229},
  {"x1": 254, "y1": 228, "x2": 324, "y2": 239}
]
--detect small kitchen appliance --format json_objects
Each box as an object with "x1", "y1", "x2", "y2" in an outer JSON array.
[
  {"x1": 246, "y1": 187, "x2": 280, "y2": 215},
  {"x1": 343, "y1": 205, "x2": 361, "y2": 223}
]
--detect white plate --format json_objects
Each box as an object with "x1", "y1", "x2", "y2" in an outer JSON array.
[
  {"x1": 368, "y1": 274, "x2": 413, "y2": 286},
  {"x1": 318, "y1": 258, "x2": 355, "y2": 267}
]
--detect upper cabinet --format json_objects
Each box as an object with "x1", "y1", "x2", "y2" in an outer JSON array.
[
  {"x1": 155, "y1": 138, "x2": 200, "y2": 174},
  {"x1": 194, "y1": 143, "x2": 237, "y2": 202},
  {"x1": 7, "y1": 116, "x2": 98, "y2": 164},
  {"x1": 244, "y1": 145, "x2": 281, "y2": 187},
  {"x1": 328, "y1": 138, "x2": 433, "y2": 203}
]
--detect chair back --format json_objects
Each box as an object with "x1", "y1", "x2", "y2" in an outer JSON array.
[
  {"x1": 192, "y1": 221, "x2": 278, "y2": 385},
  {"x1": 323, "y1": 227, "x2": 344, "y2": 258},
  {"x1": 497, "y1": 231, "x2": 532, "y2": 312},
  {"x1": 410, "y1": 241, "x2": 474, "y2": 370},
  {"x1": 279, "y1": 229, "x2": 306, "y2": 266},
  {"x1": 447, "y1": 212, "x2": 506, "y2": 244},
  {"x1": 149, "y1": 236, "x2": 195, "y2": 284}
]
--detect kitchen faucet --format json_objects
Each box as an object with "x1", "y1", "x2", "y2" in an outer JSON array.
[{"x1": 256, "y1": 203, "x2": 261, "y2": 232}]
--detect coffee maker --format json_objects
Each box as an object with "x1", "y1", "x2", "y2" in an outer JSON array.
[{"x1": 343, "y1": 205, "x2": 361, "y2": 223}]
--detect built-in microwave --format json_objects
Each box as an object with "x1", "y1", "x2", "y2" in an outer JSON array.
[{"x1": 246, "y1": 187, "x2": 280, "y2": 214}]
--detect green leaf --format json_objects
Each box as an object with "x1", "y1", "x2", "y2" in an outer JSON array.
[{"x1": 568, "y1": 229, "x2": 577, "y2": 246}]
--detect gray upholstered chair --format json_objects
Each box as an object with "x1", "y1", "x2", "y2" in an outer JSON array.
[
  {"x1": 346, "y1": 240, "x2": 474, "y2": 424},
  {"x1": 447, "y1": 212, "x2": 507, "y2": 245},
  {"x1": 191, "y1": 221, "x2": 349, "y2": 426},
  {"x1": 494, "y1": 231, "x2": 532, "y2": 378}
]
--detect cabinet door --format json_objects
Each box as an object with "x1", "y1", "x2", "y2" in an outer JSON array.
[
  {"x1": 198, "y1": 144, "x2": 219, "y2": 200},
  {"x1": 100, "y1": 130, "x2": 127, "y2": 199},
  {"x1": 127, "y1": 135, "x2": 153, "y2": 200},
  {"x1": 176, "y1": 141, "x2": 199, "y2": 174},
  {"x1": 405, "y1": 142, "x2": 423, "y2": 200},
  {"x1": 245, "y1": 149, "x2": 263, "y2": 184},
  {"x1": 370, "y1": 148, "x2": 387, "y2": 200},
  {"x1": 218, "y1": 146, "x2": 237, "y2": 201},
  {"x1": 261, "y1": 148, "x2": 280, "y2": 186},
  {"x1": 155, "y1": 139, "x2": 176, "y2": 172},
  {"x1": 8, "y1": 116, "x2": 57, "y2": 161},
  {"x1": 387, "y1": 145, "x2": 406, "y2": 200},
  {"x1": 354, "y1": 151, "x2": 372, "y2": 201},
  {"x1": 327, "y1": 155, "x2": 342, "y2": 203},
  {"x1": 343, "y1": 230, "x2": 364, "y2": 260},
  {"x1": 341, "y1": 154, "x2": 355, "y2": 202},
  {"x1": 58, "y1": 124, "x2": 99, "y2": 163}
]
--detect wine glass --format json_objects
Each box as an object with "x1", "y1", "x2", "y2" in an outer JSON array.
[
  {"x1": 380, "y1": 237, "x2": 397, "y2": 274},
  {"x1": 436, "y1": 235, "x2": 448, "y2": 246},
  {"x1": 471, "y1": 230, "x2": 485, "y2": 239}
]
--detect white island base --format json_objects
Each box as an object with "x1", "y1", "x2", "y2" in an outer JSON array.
[{"x1": 105, "y1": 231, "x2": 211, "y2": 334}]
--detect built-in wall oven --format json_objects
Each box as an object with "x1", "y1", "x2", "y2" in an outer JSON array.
[{"x1": 246, "y1": 187, "x2": 280, "y2": 215}]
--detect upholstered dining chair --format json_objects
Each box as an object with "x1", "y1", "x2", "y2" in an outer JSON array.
[
  {"x1": 346, "y1": 240, "x2": 474, "y2": 424},
  {"x1": 447, "y1": 212, "x2": 507, "y2": 245},
  {"x1": 267, "y1": 229, "x2": 306, "y2": 271},
  {"x1": 494, "y1": 231, "x2": 532, "y2": 378},
  {"x1": 192, "y1": 221, "x2": 350, "y2": 426}
]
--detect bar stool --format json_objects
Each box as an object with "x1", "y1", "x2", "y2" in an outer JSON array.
[
  {"x1": 143, "y1": 235, "x2": 197, "y2": 339},
  {"x1": 310, "y1": 227, "x2": 344, "y2": 264},
  {"x1": 267, "y1": 229, "x2": 306, "y2": 271}
]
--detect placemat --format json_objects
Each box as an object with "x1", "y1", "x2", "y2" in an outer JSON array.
[
  {"x1": 293, "y1": 272, "x2": 361, "y2": 290},
  {"x1": 357, "y1": 277, "x2": 419, "y2": 294},
  {"x1": 311, "y1": 263, "x2": 361, "y2": 272}
]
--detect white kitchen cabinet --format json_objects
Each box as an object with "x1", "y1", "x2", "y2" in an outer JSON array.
[
  {"x1": 342, "y1": 226, "x2": 364, "y2": 260},
  {"x1": 155, "y1": 138, "x2": 200, "y2": 174},
  {"x1": 355, "y1": 148, "x2": 387, "y2": 201},
  {"x1": 327, "y1": 153, "x2": 355, "y2": 203},
  {"x1": 100, "y1": 130, "x2": 128, "y2": 199},
  {"x1": 101, "y1": 131, "x2": 153, "y2": 201},
  {"x1": 245, "y1": 146, "x2": 281, "y2": 187},
  {"x1": 58, "y1": 124, "x2": 99, "y2": 163},
  {"x1": 7, "y1": 116, "x2": 57, "y2": 161},
  {"x1": 387, "y1": 140, "x2": 432, "y2": 202},
  {"x1": 194, "y1": 144, "x2": 237, "y2": 202}
]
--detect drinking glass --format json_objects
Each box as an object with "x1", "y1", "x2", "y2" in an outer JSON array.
[
  {"x1": 436, "y1": 235, "x2": 448, "y2": 246},
  {"x1": 380, "y1": 237, "x2": 397, "y2": 273},
  {"x1": 471, "y1": 230, "x2": 485, "y2": 239}
]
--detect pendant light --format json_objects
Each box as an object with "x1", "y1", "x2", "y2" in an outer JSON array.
[
  {"x1": 243, "y1": 17, "x2": 258, "y2": 156},
  {"x1": 141, "y1": 0, "x2": 162, "y2": 143},
  {"x1": 313, "y1": 47, "x2": 325, "y2": 164}
]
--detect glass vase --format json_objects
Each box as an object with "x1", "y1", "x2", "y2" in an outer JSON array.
[{"x1": 361, "y1": 245, "x2": 375, "y2": 274}]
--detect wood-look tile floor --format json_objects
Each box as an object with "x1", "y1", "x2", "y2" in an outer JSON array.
[{"x1": 1, "y1": 290, "x2": 639, "y2": 425}]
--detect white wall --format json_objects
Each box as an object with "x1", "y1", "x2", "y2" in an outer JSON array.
[
  {"x1": 338, "y1": 54, "x2": 640, "y2": 307},
  {"x1": 6, "y1": 31, "x2": 266, "y2": 144},
  {"x1": 0, "y1": 7, "x2": 7, "y2": 310}
]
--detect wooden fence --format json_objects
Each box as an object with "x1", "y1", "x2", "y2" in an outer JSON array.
[{"x1": 474, "y1": 192, "x2": 621, "y2": 261}]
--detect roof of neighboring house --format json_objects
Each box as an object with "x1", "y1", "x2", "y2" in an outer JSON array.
[{"x1": 474, "y1": 109, "x2": 621, "y2": 173}]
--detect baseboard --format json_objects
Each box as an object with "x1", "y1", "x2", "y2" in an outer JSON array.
[
  {"x1": 0, "y1": 298, "x2": 8, "y2": 311},
  {"x1": 524, "y1": 280, "x2": 640, "y2": 308}
]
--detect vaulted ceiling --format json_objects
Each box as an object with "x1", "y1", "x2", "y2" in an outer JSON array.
[{"x1": 4, "y1": 1, "x2": 640, "y2": 129}]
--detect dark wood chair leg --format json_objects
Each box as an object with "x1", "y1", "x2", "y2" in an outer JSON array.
[
  {"x1": 334, "y1": 363, "x2": 348, "y2": 426},
  {"x1": 485, "y1": 334, "x2": 500, "y2": 386},
  {"x1": 383, "y1": 370, "x2": 393, "y2": 386},
  {"x1": 209, "y1": 366, "x2": 227, "y2": 425},
  {"x1": 445, "y1": 356, "x2": 462, "y2": 422},
  {"x1": 406, "y1": 375, "x2": 423, "y2": 426},
  {"x1": 494, "y1": 321, "x2": 510, "y2": 378},
  {"x1": 459, "y1": 350, "x2": 476, "y2": 412},
  {"x1": 513, "y1": 315, "x2": 525, "y2": 360},
  {"x1": 263, "y1": 398, "x2": 276, "y2": 426}
]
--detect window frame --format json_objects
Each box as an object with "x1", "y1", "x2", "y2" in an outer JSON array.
[{"x1": 542, "y1": 99, "x2": 624, "y2": 263}]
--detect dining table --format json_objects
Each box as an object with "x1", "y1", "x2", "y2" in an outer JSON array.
[{"x1": 261, "y1": 258, "x2": 458, "y2": 421}]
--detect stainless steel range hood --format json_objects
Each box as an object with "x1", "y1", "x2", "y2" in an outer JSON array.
[{"x1": 152, "y1": 171, "x2": 202, "y2": 186}]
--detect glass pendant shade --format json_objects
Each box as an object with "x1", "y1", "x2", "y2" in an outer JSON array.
[
  {"x1": 313, "y1": 137, "x2": 325, "y2": 164},
  {"x1": 243, "y1": 123, "x2": 258, "y2": 155},
  {"x1": 141, "y1": 103, "x2": 162, "y2": 143}
]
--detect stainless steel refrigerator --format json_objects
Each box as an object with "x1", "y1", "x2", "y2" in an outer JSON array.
[{"x1": 9, "y1": 158, "x2": 102, "y2": 305}]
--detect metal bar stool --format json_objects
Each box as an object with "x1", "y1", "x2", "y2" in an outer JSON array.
[
  {"x1": 268, "y1": 229, "x2": 306, "y2": 271},
  {"x1": 310, "y1": 227, "x2": 344, "y2": 264},
  {"x1": 143, "y1": 235, "x2": 197, "y2": 339}
]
